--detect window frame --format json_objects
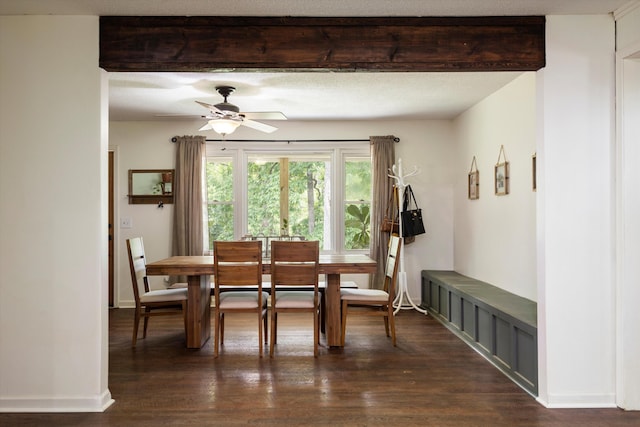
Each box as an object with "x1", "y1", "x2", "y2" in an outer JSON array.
[
  {"x1": 342, "y1": 152, "x2": 373, "y2": 252},
  {"x1": 203, "y1": 156, "x2": 236, "y2": 252},
  {"x1": 205, "y1": 141, "x2": 370, "y2": 254}
]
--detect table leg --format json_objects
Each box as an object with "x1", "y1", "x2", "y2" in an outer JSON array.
[
  {"x1": 324, "y1": 273, "x2": 342, "y2": 347},
  {"x1": 186, "y1": 274, "x2": 211, "y2": 349}
]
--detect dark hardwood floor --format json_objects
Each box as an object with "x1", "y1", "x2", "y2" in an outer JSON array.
[{"x1": 2, "y1": 308, "x2": 639, "y2": 426}]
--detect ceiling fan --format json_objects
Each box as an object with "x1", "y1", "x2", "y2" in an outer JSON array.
[{"x1": 196, "y1": 86, "x2": 286, "y2": 135}]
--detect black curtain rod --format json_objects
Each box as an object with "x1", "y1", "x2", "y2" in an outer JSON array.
[{"x1": 170, "y1": 137, "x2": 400, "y2": 143}]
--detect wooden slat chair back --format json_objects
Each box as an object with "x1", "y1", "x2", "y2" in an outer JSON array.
[
  {"x1": 213, "y1": 240, "x2": 267, "y2": 357},
  {"x1": 340, "y1": 235, "x2": 401, "y2": 346},
  {"x1": 126, "y1": 237, "x2": 187, "y2": 347},
  {"x1": 270, "y1": 240, "x2": 320, "y2": 357}
]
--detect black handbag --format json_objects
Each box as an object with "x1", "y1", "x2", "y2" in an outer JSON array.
[{"x1": 401, "y1": 185, "x2": 426, "y2": 237}]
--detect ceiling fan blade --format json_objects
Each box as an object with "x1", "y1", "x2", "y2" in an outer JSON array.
[
  {"x1": 155, "y1": 113, "x2": 204, "y2": 118},
  {"x1": 198, "y1": 122, "x2": 214, "y2": 131},
  {"x1": 241, "y1": 119, "x2": 278, "y2": 133},
  {"x1": 196, "y1": 100, "x2": 222, "y2": 113},
  {"x1": 241, "y1": 111, "x2": 287, "y2": 121}
]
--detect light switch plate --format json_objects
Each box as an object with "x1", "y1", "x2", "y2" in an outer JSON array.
[{"x1": 120, "y1": 217, "x2": 133, "y2": 229}]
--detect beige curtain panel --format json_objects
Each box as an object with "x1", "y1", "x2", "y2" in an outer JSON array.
[
  {"x1": 369, "y1": 135, "x2": 396, "y2": 290},
  {"x1": 172, "y1": 135, "x2": 206, "y2": 281}
]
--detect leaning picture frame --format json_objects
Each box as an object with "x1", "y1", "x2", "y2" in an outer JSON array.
[
  {"x1": 494, "y1": 162, "x2": 509, "y2": 195},
  {"x1": 468, "y1": 171, "x2": 479, "y2": 199}
]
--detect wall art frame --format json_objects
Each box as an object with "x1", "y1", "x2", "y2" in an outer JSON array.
[
  {"x1": 128, "y1": 169, "x2": 175, "y2": 204},
  {"x1": 532, "y1": 153, "x2": 537, "y2": 191},
  {"x1": 494, "y1": 145, "x2": 509, "y2": 196},
  {"x1": 468, "y1": 156, "x2": 479, "y2": 200}
]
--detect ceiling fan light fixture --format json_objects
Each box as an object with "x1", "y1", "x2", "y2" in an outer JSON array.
[
  {"x1": 209, "y1": 118, "x2": 241, "y2": 135},
  {"x1": 196, "y1": 86, "x2": 284, "y2": 134}
]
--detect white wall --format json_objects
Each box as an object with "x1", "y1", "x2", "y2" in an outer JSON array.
[
  {"x1": 110, "y1": 122, "x2": 179, "y2": 304},
  {"x1": 0, "y1": 16, "x2": 112, "y2": 412},
  {"x1": 615, "y1": 2, "x2": 640, "y2": 411},
  {"x1": 110, "y1": 119, "x2": 455, "y2": 307},
  {"x1": 537, "y1": 15, "x2": 616, "y2": 408},
  {"x1": 453, "y1": 73, "x2": 537, "y2": 301}
]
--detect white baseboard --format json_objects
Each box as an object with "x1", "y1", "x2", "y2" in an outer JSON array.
[
  {"x1": 537, "y1": 393, "x2": 617, "y2": 409},
  {"x1": 0, "y1": 389, "x2": 114, "y2": 413},
  {"x1": 117, "y1": 300, "x2": 135, "y2": 309}
]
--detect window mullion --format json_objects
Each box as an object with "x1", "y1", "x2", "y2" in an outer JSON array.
[
  {"x1": 236, "y1": 149, "x2": 246, "y2": 239},
  {"x1": 333, "y1": 149, "x2": 344, "y2": 254},
  {"x1": 279, "y1": 158, "x2": 289, "y2": 235}
]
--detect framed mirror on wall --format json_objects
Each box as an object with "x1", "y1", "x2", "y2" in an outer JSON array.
[{"x1": 128, "y1": 169, "x2": 175, "y2": 204}]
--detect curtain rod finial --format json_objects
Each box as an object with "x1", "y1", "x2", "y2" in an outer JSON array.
[{"x1": 171, "y1": 137, "x2": 178, "y2": 143}]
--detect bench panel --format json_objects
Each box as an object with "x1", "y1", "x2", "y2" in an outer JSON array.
[
  {"x1": 495, "y1": 316, "x2": 511, "y2": 368},
  {"x1": 477, "y1": 306, "x2": 492, "y2": 353},
  {"x1": 462, "y1": 298, "x2": 476, "y2": 340},
  {"x1": 450, "y1": 291, "x2": 462, "y2": 329},
  {"x1": 515, "y1": 326, "x2": 537, "y2": 388},
  {"x1": 430, "y1": 283, "x2": 439, "y2": 312},
  {"x1": 439, "y1": 287, "x2": 449, "y2": 320}
]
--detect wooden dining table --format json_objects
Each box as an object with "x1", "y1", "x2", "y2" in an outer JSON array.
[{"x1": 145, "y1": 254, "x2": 377, "y2": 349}]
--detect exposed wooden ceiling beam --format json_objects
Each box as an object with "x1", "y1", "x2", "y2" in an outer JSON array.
[{"x1": 100, "y1": 16, "x2": 545, "y2": 72}]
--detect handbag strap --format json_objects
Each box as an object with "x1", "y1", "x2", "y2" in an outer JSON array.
[
  {"x1": 385, "y1": 185, "x2": 399, "y2": 219},
  {"x1": 392, "y1": 186, "x2": 399, "y2": 220},
  {"x1": 403, "y1": 185, "x2": 419, "y2": 211}
]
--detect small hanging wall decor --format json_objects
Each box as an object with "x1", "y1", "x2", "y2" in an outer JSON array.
[
  {"x1": 468, "y1": 156, "x2": 479, "y2": 200},
  {"x1": 494, "y1": 145, "x2": 509, "y2": 196},
  {"x1": 532, "y1": 153, "x2": 537, "y2": 192}
]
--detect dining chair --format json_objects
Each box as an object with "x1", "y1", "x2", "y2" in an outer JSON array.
[
  {"x1": 340, "y1": 234, "x2": 401, "y2": 346},
  {"x1": 269, "y1": 240, "x2": 321, "y2": 357},
  {"x1": 213, "y1": 240, "x2": 268, "y2": 357},
  {"x1": 126, "y1": 237, "x2": 188, "y2": 347}
]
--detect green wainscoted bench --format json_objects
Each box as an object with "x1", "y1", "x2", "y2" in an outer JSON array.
[{"x1": 421, "y1": 270, "x2": 538, "y2": 396}]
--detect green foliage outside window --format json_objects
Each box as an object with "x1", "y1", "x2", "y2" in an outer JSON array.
[
  {"x1": 344, "y1": 158, "x2": 371, "y2": 250},
  {"x1": 206, "y1": 160, "x2": 233, "y2": 250},
  {"x1": 247, "y1": 159, "x2": 326, "y2": 246},
  {"x1": 345, "y1": 203, "x2": 370, "y2": 248},
  {"x1": 286, "y1": 161, "x2": 326, "y2": 242},
  {"x1": 247, "y1": 161, "x2": 281, "y2": 235}
]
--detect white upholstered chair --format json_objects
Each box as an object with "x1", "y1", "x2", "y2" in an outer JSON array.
[
  {"x1": 340, "y1": 234, "x2": 400, "y2": 346},
  {"x1": 126, "y1": 237, "x2": 188, "y2": 347}
]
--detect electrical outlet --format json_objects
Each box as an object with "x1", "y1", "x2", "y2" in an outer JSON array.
[{"x1": 120, "y1": 217, "x2": 133, "y2": 229}]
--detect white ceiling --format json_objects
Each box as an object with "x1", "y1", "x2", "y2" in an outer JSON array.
[
  {"x1": 108, "y1": 71, "x2": 525, "y2": 121},
  {"x1": 2, "y1": 0, "x2": 632, "y2": 123}
]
